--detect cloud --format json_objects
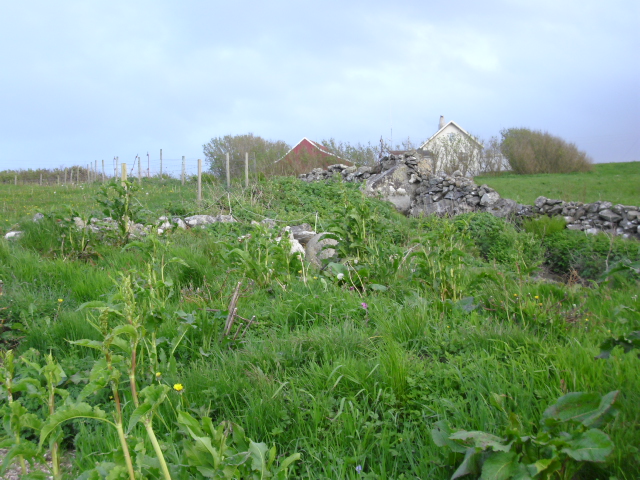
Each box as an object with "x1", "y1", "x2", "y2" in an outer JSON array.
[{"x1": 0, "y1": 0, "x2": 638, "y2": 169}]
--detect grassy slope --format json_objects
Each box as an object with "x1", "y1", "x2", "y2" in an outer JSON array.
[
  {"x1": 475, "y1": 161, "x2": 640, "y2": 206},
  {"x1": 0, "y1": 177, "x2": 638, "y2": 478}
]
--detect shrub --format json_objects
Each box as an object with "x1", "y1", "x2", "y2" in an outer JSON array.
[
  {"x1": 522, "y1": 215, "x2": 567, "y2": 239},
  {"x1": 454, "y1": 212, "x2": 544, "y2": 271},
  {"x1": 543, "y1": 229, "x2": 640, "y2": 279},
  {"x1": 500, "y1": 128, "x2": 593, "y2": 174}
]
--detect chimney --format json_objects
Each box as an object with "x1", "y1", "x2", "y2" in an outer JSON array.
[{"x1": 439, "y1": 115, "x2": 445, "y2": 129}]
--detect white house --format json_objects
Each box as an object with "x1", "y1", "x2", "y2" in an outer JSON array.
[{"x1": 419, "y1": 116, "x2": 483, "y2": 175}]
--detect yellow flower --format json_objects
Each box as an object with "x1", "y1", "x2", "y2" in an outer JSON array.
[
  {"x1": 298, "y1": 270, "x2": 302, "y2": 274},
  {"x1": 539, "y1": 303, "x2": 543, "y2": 306},
  {"x1": 173, "y1": 383, "x2": 184, "y2": 392},
  {"x1": 513, "y1": 294, "x2": 518, "y2": 297},
  {"x1": 155, "y1": 372, "x2": 162, "y2": 378},
  {"x1": 585, "y1": 318, "x2": 589, "y2": 322},
  {"x1": 58, "y1": 299, "x2": 63, "y2": 303},
  {"x1": 313, "y1": 276, "x2": 317, "y2": 279},
  {"x1": 534, "y1": 296, "x2": 539, "y2": 299}
]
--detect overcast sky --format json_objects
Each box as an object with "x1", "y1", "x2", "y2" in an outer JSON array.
[{"x1": 1, "y1": 0, "x2": 638, "y2": 174}]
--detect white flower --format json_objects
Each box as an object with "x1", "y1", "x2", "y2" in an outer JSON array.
[{"x1": 337, "y1": 273, "x2": 344, "y2": 280}]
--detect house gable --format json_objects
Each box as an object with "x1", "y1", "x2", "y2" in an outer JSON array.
[
  {"x1": 419, "y1": 120, "x2": 483, "y2": 151},
  {"x1": 273, "y1": 137, "x2": 352, "y2": 175}
]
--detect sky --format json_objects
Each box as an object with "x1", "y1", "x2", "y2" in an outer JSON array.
[{"x1": 0, "y1": 0, "x2": 638, "y2": 175}]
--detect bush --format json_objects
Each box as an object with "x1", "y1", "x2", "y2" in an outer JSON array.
[
  {"x1": 454, "y1": 212, "x2": 544, "y2": 270},
  {"x1": 543, "y1": 229, "x2": 640, "y2": 279},
  {"x1": 522, "y1": 215, "x2": 567, "y2": 239},
  {"x1": 500, "y1": 128, "x2": 593, "y2": 174}
]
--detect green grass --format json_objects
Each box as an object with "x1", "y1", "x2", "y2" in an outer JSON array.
[
  {"x1": 0, "y1": 176, "x2": 638, "y2": 478},
  {"x1": 475, "y1": 161, "x2": 640, "y2": 206}
]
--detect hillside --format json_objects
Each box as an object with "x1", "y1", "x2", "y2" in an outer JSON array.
[
  {"x1": 475, "y1": 161, "x2": 640, "y2": 205},
  {"x1": 0, "y1": 176, "x2": 638, "y2": 478}
]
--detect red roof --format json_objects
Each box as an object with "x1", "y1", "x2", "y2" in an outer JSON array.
[{"x1": 272, "y1": 138, "x2": 352, "y2": 175}]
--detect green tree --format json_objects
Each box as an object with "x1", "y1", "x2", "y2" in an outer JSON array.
[
  {"x1": 500, "y1": 128, "x2": 592, "y2": 174},
  {"x1": 203, "y1": 133, "x2": 290, "y2": 180}
]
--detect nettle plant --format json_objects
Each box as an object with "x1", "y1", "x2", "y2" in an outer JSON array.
[{"x1": 432, "y1": 391, "x2": 619, "y2": 480}]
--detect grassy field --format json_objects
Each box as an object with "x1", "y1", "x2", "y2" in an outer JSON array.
[
  {"x1": 0, "y1": 176, "x2": 638, "y2": 479},
  {"x1": 475, "y1": 161, "x2": 640, "y2": 206}
]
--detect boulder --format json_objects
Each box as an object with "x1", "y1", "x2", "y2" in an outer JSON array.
[
  {"x1": 598, "y1": 209, "x2": 622, "y2": 222},
  {"x1": 484, "y1": 198, "x2": 518, "y2": 218},
  {"x1": 290, "y1": 223, "x2": 316, "y2": 244},
  {"x1": 305, "y1": 233, "x2": 339, "y2": 267},
  {"x1": 479, "y1": 192, "x2": 500, "y2": 207}
]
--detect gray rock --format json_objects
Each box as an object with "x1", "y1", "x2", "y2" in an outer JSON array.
[
  {"x1": 534, "y1": 196, "x2": 547, "y2": 208},
  {"x1": 185, "y1": 215, "x2": 217, "y2": 226},
  {"x1": 305, "y1": 233, "x2": 339, "y2": 267},
  {"x1": 387, "y1": 195, "x2": 412, "y2": 214},
  {"x1": 484, "y1": 198, "x2": 518, "y2": 218},
  {"x1": 4, "y1": 231, "x2": 23, "y2": 239},
  {"x1": 566, "y1": 224, "x2": 583, "y2": 231},
  {"x1": 173, "y1": 218, "x2": 187, "y2": 230},
  {"x1": 260, "y1": 218, "x2": 277, "y2": 228},
  {"x1": 611, "y1": 204, "x2": 624, "y2": 215},
  {"x1": 290, "y1": 223, "x2": 315, "y2": 244},
  {"x1": 585, "y1": 228, "x2": 599, "y2": 235},
  {"x1": 214, "y1": 215, "x2": 237, "y2": 223},
  {"x1": 479, "y1": 192, "x2": 501, "y2": 207},
  {"x1": 598, "y1": 209, "x2": 622, "y2": 222},
  {"x1": 627, "y1": 210, "x2": 639, "y2": 220},
  {"x1": 33, "y1": 213, "x2": 45, "y2": 222}
]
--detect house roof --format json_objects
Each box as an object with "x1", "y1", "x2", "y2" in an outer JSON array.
[
  {"x1": 419, "y1": 120, "x2": 483, "y2": 150},
  {"x1": 276, "y1": 137, "x2": 346, "y2": 163}
]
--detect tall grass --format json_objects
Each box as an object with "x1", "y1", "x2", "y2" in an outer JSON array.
[{"x1": 0, "y1": 176, "x2": 638, "y2": 478}]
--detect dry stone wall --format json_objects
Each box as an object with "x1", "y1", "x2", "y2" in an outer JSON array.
[{"x1": 299, "y1": 153, "x2": 640, "y2": 240}]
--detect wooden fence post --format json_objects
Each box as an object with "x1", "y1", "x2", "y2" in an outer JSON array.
[
  {"x1": 245, "y1": 152, "x2": 249, "y2": 188},
  {"x1": 138, "y1": 155, "x2": 142, "y2": 184},
  {"x1": 121, "y1": 163, "x2": 127, "y2": 186},
  {"x1": 181, "y1": 156, "x2": 185, "y2": 186},
  {"x1": 197, "y1": 159, "x2": 202, "y2": 203},
  {"x1": 14, "y1": 175, "x2": 17, "y2": 186},
  {"x1": 102, "y1": 160, "x2": 105, "y2": 182},
  {"x1": 39, "y1": 173, "x2": 42, "y2": 186},
  {"x1": 253, "y1": 153, "x2": 257, "y2": 181},
  {"x1": 226, "y1": 153, "x2": 230, "y2": 189}
]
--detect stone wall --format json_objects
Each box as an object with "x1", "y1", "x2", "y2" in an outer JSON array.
[{"x1": 298, "y1": 153, "x2": 640, "y2": 240}]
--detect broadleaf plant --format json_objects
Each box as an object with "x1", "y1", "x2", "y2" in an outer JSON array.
[{"x1": 432, "y1": 390, "x2": 619, "y2": 480}]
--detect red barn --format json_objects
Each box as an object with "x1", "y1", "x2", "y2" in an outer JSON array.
[{"x1": 271, "y1": 138, "x2": 352, "y2": 176}]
